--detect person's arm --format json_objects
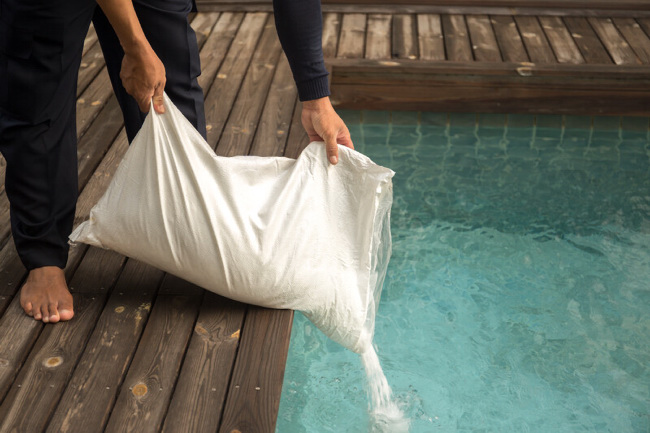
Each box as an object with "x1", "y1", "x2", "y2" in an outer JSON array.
[
  {"x1": 95, "y1": 0, "x2": 166, "y2": 113},
  {"x1": 272, "y1": 0, "x2": 353, "y2": 164}
]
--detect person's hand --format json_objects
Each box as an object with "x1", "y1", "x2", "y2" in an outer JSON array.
[
  {"x1": 301, "y1": 96, "x2": 353, "y2": 165},
  {"x1": 120, "y1": 43, "x2": 166, "y2": 114}
]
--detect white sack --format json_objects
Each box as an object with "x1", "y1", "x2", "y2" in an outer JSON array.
[{"x1": 70, "y1": 93, "x2": 394, "y2": 353}]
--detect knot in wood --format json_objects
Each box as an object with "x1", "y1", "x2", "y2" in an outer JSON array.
[
  {"x1": 43, "y1": 356, "x2": 63, "y2": 368},
  {"x1": 132, "y1": 383, "x2": 148, "y2": 397},
  {"x1": 195, "y1": 324, "x2": 208, "y2": 335},
  {"x1": 114, "y1": 306, "x2": 125, "y2": 313},
  {"x1": 230, "y1": 430, "x2": 242, "y2": 433}
]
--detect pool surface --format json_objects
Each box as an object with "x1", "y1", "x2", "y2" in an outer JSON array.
[{"x1": 276, "y1": 112, "x2": 650, "y2": 433}]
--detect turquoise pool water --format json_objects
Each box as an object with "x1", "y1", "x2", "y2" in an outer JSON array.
[{"x1": 276, "y1": 112, "x2": 650, "y2": 433}]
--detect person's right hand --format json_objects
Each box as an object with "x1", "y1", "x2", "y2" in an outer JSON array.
[{"x1": 120, "y1": 43, "x2": 166, "y2": 114}]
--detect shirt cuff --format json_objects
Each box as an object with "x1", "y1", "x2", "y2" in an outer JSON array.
[{"x1": 297, "y1": 74, "x2": 331, "y2": 102}]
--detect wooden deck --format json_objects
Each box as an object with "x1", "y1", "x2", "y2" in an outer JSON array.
[{"x1": 1, "y1": 4, "x2": 650, "y2": 433}]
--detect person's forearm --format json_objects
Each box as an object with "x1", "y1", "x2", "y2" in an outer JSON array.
[
  {"x1": 95, "y1": 0, "x2": 149, "y2": 54},
  {"x1": 272, "y1": 0, "x2": 330, "y2": 101}
]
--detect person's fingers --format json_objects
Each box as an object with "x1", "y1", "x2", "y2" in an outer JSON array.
[
  {"x1": 153, "y1": 83, "x2": 165, "y2": 114},
  {"x1": 324, "y1": 131, "x2": 339, "y2": 165},
  {"x1": 338, "y1": 128, "x2": 354, "y2": 150}
]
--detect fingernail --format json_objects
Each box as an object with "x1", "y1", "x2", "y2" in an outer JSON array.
[{"x1": 329, "y1": 156, "x2": 338, "y2": 164}]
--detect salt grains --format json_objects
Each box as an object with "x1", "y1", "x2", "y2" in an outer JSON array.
[{"x1": 360, "y1": 343, "x2": 410, "y2": 432}]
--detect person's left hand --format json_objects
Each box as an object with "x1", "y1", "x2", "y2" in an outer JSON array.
[{"x1": 301, "y1": 96, "x2": 353, "y2": 165}]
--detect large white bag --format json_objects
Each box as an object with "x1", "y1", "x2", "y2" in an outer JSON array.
[{"x1": 70, "y1": 94, "x2": 394, "y2": 353}]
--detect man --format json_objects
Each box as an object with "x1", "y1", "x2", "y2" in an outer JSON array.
[{"x1": 0, "y1": 0, "x2": 353, "y2": 323}]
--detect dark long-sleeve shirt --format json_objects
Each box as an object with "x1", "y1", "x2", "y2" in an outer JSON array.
[{"x1": 272, "y1": 0, "x2": 329, "y2": 101}]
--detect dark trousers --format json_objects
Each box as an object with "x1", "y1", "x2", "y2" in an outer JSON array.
[{"x1": 0, "y1": 0, "x2": 206, "y2": 270}]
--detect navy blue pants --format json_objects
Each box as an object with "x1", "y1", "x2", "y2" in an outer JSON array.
[{"x1": 0, "y1": 0, "x2": 206, "y2": 270}]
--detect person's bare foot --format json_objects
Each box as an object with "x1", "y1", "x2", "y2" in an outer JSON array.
[{"x1": 20, "y1": 266, "x2": 74, "y2": 323}]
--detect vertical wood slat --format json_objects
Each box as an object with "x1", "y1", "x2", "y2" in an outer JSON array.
[
  {"x1": 218, "y1": 307, "x2": 294, "y2": 433},
  {"x1": 539, "y1": 16, "x2": 585, "y2": 64},
  {"x1": 466, "y1": 14, "x2": 502, "y2": 62},
  {"x1": 491, "y1": 15, "x2": 529, "y2": 62},
  {"x1": 392, "y1": 14, "x2": 418, "y2": 59},
  {"x1": 103, "y1": 289, "x2": 203, "y2": 433},
  {"x1": 588, "y1": 17, "x2": 640, "y2": 65},
  {"x1": 442, "y1": 14, "x2": 473, "y2": 61},
  {"x1": 515, "y1": 16, "x2": 557, "y2": 63},
  {"x1": 563, "y1": 16, "x2": 613, "y2": 64},
  {"x1": 417, "y1": 14, "x2": 445, "y2": 61},
  {"x1": 322, "y1": 13, "x2": 342, "y2": 58},
  {"x1": 204, "y1": 13, "x2": 269, "y2": 148},
  {"x1": 365, "y1": 14, "x2": 392, "y2": 59},
  {"x1": 46, "y1": 260, "x2": 165, "y2": 433},
  {"x1": 249, "y1": 54, "x2": 298, "y2": 156},
  {"x1": 612, "y1": 18, "x2": 650, "y2": 63},
  {"x1": 216, "y1": 21, "x2": 284, "y2": 157},
  {"x1": 160, "y1": 295, "x2": 246, "y2": 433},
  {"x1": 337, "y1": 13, "x2": 367, "y2": 58}
]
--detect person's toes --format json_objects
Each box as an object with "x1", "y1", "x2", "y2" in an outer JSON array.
[
  {"x1": 59, "y1": 307, "x2": 74, "y2": 321},
  {"x1": 41, "y1": 304, "x2": 50, "y2": 323},
  {"x1": 48, "y1": 302, "x2": 60, "y2": 323},
  {"x1": 33, "y1": 305, "x2": 43, "y2": 321},
  {"x1": 23, "y1": 301, "x2": 34, "y2": 317}
]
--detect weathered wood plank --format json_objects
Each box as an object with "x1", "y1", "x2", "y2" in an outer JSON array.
[
  {"x1": 392, "y1": 14, "x2": 418, "y2": 59},
  {"x1": 204, "y1": 13, "x2": 269, "y2": 148},
  {"x1": 515, "y1": 15, "x2": 557, "y2": 63},
  {"x1": 322, "y1": 13, "x2": 342, "y2": 58},
  {"x1": 46, "y1": 260, "x2": 164, "y2": 433},
  {"x1": 77, "y1": 41, "x2": 107, "y2": 98},
  {"x1": 442, "y1": 14, "x2": 473, "y2": 61},
  {"x1": 160, "y1": 294, "x2": 246, "y2": 433},
  {"x1": 197, "y1": 12, "x2": 246, "y2": 92},
  {"x1": 588, "y1": 17, "x2": 640, "y2": 64},
  {"x1": 638, "y1": 18, "x2": 650, "y2": 38},
  {"x1": 0, "y1": 248, "x2": 126, "y2": 432},
  {"x1": 216, "y1": 20, "x2": 284, "y2": 157},
  {"x1": 466, "y1": 14, "x2": 502, "y2": 62},
  {"x1": 563, "y1": 16, "x2": 613, "y2": 63},
  {"x1": 104, "y1": 291, "x2": 202, "y2": 433},
  {"x1": 491, "y1": 15, "x2": 529, "y2": 62},
  {"x1": 539, "y1": 16, "x2": 584, "y2": 63},
  {"x1": 249, "y1": 54, "x2": 297, "y2": 156},
  {"x1": 337, "y1": 13, "x2": 366, "y2": 58},
  {"x1": 613, "y1": 17, "x2": 650, "y2": 63},
  {"x1": 218, "y1": 307, "x2": 294, "y2": 433},
  {"x1": 76, "y1": 68, "x2": 113, "y2": 138},
  {"x1": 365, "y1": 14, "x2": 392, "y2": 59},
  {"x1": 328, "y1": 59, "x2": 650, "y2": 116},
  {"x1": 417, "y1": 14, "x2": 445, "y2": 60}
]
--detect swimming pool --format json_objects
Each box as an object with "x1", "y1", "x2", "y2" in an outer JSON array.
[{"x1": 276, "y1": 112, "x2": 650, "y2": 433}]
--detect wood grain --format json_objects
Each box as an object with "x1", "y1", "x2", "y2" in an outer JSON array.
[
  {"x1": 417, "y1": 14, "x2": 445, "y2": 60},
  {"x1": 365, "y1": 14, "x2": 392, "y2": 59},
  {"x1": 337, "y1": 13, "x2": 367, "y2": 58},
  {"x1": 46, "y1": 260, "x2": 165, "y2": 433},
  {"x1": 588, "y1": 17, "x2": 640, "y2": 64},
  {"x1": 249, "y1": 54, "x2": 297, "y2": 157},
  {"x1": 563, "y1": 16, "x2": 613, "y2": 63},
  {"x1": 613, "y1": 17, "x2": 650, "y2": 63},
  {"x1": 161, "y1": 294, "x2": 246, "y2": 433},
  {"x1": 466, "y1": 14, "x2": 502, "y2": 62},
  {"x1": 515, "y1": 15, "x2": 556, "y2": 63},
  {"x1": 204, "y1": 13, "x2": 269, "y2": 148},
  {"x1": 322, "y1": 13, "x2": 342, "y2": 58},
  {"x1": 392, "y1": 14, "x2": 418, "y2": 59},
  {"x1": 103, "y1": 292, "x2": 202, "y2": 433},
  {"x1": 442, "y1": 14, "x2": 473, "y2": 61},
  {"x1": 217, "y1": 21, "x2": 283, "y2": 157},
  {"x1": 539, "y1": 16, "x2": 584, "y2": 63},
  {"x1": 218, "y1": 307, "x2": 294, "y2": 433},
  {"x1": 491, "y1": 15, "x2": 529, "y2": 62}
]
